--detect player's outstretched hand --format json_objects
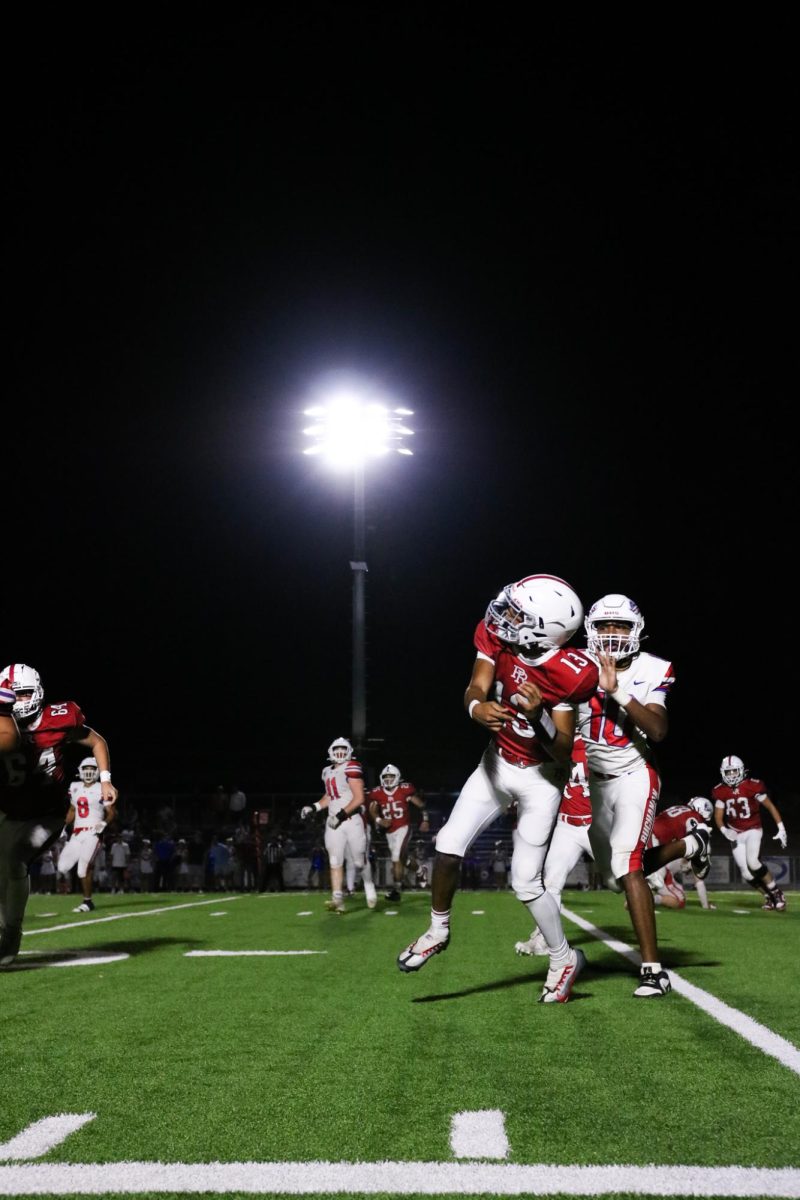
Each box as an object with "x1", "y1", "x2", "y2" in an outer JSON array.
[{"x1": 300, "y1": 806, "x2": 314, "y2": 820}]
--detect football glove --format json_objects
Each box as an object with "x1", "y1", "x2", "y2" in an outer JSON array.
[
  {"x1": 327, "y1": 810, "x2": 348, "y2": 830},
  {"x1": 773, "y1": 823, "x2": 788, "y2": 849},
  {"x1": 720, "y1": 826, "x2": 738, "y2": 843},
  {"x1": 300, "y1": 806, "x2": 314, "y2": 820},
  {"x1": 0, "y1": 683, "x2": 16, "y2": 714}
]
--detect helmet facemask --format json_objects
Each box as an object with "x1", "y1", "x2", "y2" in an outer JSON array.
[
  {"x1": 328, "y1": 738, "x2": 354, "y2": 765},
  {"x1": 380, "y1": 764, "x2": 400, "y2": 792},
  {"x1": 720, "y1": 756, "x2": 744, "y2": 787},
  {"x1": 2, "y1": 664, "x2": 44, "y2": 722},
  {"x1": 486, "y1": 576, "x2": 583, "y2": 654},
  {"x1": 585, "y1": 595, "x2": 645, "y2": 661},
  {"x1": 79, "y1": 758, "x2": 100, "y2": 786}
]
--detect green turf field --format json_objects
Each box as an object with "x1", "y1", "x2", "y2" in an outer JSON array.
[{"x1": 0, "y1": 888, "x2": 798, "y2": 1198}]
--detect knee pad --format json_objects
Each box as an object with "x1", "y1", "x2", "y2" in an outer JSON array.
[
  {"x1": 751, "y1": 864, "x2": 767, "y2": 882},
  {"x1": 510, "y1": 868, "x2": 545, "y2": 903}
]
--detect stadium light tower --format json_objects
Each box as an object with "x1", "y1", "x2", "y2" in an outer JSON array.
[{"x1": 302, "y1": 386, "x2": 415, "y2": 751}]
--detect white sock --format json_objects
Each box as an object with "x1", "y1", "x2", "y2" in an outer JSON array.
[
  {"x1": 641, "y1": 961, "x2": 662, "y2": 973},
  {"x1": 430, "y1": 909, "x2": 450, "y2": 936}
]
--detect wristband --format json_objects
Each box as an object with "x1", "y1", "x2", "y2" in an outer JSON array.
[
  {"x1": 468, "y1": 699, "x2": 480, "y2": 719},
  {"x1": 609, "y1": 689, "x2": 632, "y2": 708},
  {"x1": 99, "y1": 770, "x2": 112, "y2": 783},
  {"x1": 313, "y1": 801, "x2": 323, "y2": 813},
  {"x1": 533, "y1": 708, "x2": 556, "y2": 744}
]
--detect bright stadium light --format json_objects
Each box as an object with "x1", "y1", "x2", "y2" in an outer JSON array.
[
  {"x1": 302, "y1": 392, "x2": 414, "y2": 468},
  {"x1": 301, "y1": 383, "x2": 415, "y2": 751}
]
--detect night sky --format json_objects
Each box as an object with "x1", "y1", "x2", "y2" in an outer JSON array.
[{"x1": 9, "y1": 14, "x2": 796, "y2": 802}]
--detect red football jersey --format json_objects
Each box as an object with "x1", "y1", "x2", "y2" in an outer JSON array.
[
  {"x1": 0, "y1": 700, "x2": 87, "y2": 819},
  {"x1": 558, "y1": 736, "x2": 592, "y2": 819},
  {"x1": 368, "y1": 782, "x2": 419, "y2": 832},
  {"x1": 712, "y1": 778, "x2": 768, "y2": 833},
  {"x1": 653, "y1": 804, "x2": 704, "y2": 845},
  {"x1": 474, "y1": 620, "x2": 598, "y2": 766}
]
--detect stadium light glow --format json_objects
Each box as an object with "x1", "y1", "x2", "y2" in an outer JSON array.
[
  {"x1": 299, "y1": 381, "x2": 416, "y2": 751},
  {"x1": 301, "y1": 391, "x2": 414, "y2": 468}
]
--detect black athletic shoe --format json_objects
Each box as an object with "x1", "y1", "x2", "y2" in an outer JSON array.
[
  {"x1": 633, "y1": 967, "x2": 672, "y2": 998},
  {"x1": 385, "y1": 889, "x2": 401, "y2": 902},
  {"x1": 0, "y1": 924, "x2": 23, "y2": 967}
]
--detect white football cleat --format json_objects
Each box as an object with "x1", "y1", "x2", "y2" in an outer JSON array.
[
  {"x1": 539, "y1": 948, "x2": 586, "y2": 1003},
  {"x1": 397, "y1": 929, "x2": 449, "y2": 972},
  {"x1": 515, "y1": 928, "x2": 549, "y2": 956},
  {"x1": 324, "y1": 899, "x2": 347, "y2": 914},
  {"x1": 364, "y1": 882, "x2": 378, "y2": 909}
]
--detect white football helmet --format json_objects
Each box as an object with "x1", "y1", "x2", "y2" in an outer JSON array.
[
  {"x1": 328, "y1": 737, "x2": 354, "y2": 765},
  {"x1": 380, "y1": 764, "x2": 401, "y2": 792},
  {"x1": 585, "y1": 594, "x2": 645, "y2": 661},
  {"x1": 79, "y1": 757, "x2": 99, "y2": 785},
  {"x1": 1, "y1": 663, "x2": 44, "y2": 722},
  {"x1": 485, "y1": 574, "x2": 583, "y2": 653},
  {"x1": 688, "y1": 796, "x2": 713, "y2": 823},
  {"x1": 720, "y1": 755, "x2": 745, "y2": 787}
]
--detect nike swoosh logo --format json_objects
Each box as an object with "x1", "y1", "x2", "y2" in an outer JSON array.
[{"x1": 633, "y1": 680, "x2": 646, "y2": 686}]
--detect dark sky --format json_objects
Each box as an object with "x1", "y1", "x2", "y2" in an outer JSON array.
[{"x1": 9, "y1": 13, "x2": 796, "y2": 800}]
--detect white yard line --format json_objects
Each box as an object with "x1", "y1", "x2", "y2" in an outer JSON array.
[
  {"x1": 0, "y1": 1160, "x2": 797, "y2": 1196},
  {"x1": 22, "y1": 897, "x2": 246, "y2": 938},
  {"x1": 0, "y1": 1115, "x2": 95, "y2": 1161},
  {"x1": 184, "y1": 950, "x2": 327, "y2": 957},
  {"x1": 450, "y1": 1110, "x2": 509, "y2": 1159},
  {"x1": 561, "y1": 906, "x2": 800, "y2": 1077}
]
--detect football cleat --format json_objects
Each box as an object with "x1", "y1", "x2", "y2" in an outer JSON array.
[
  {"x1": 385, "y1": 889, "x2": 402, "y2": 902},
  {"x1": 761, "y1": 892, "x2": 776, "y2": 910},
  {"x1": 73, "y1": 899, "x2": 95, "y2": 913},
  {"x1": 690, "y1": 826, "x2": 712, "y2": 880},
  {"x1": 769, "y1": 889, "x2": 786, "y2": 912},
  {"x1": 397, "y1": 929, "x2": 449, "y2": 973},
  {"x1": 364, "y1": 882, "x2": 378, "y2": 909},
  {"x1": 515, "y1": 928, "x2": 549, "y2": 957},
  {"x1": 0, "y1": 924, "x2": 23, "y2": 967},
  {"x1": 633, "y1": 967, "x2": 672, "y2": 998},
  {"x1": 324, "y1": 899, "x2": 347, "y2": 914},
  {"x1": 539, "y1": 948, "x2": 586, "y2": 1003}
]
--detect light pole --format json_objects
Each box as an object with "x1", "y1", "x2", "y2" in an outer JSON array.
[{"x1": 302, "y1": 390, "x2": 414, "y2": 751}]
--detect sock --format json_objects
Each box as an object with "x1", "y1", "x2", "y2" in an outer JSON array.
[
  {"x1": 695, "y1": 878, "x2": 709, "y2": 907},
  {"x1": 526, "y1": 891, "x2": 569, "y2": 962},
  {"x1": 430, "y1": 908, "x2": 450, "y2": 936},
  {"x1": 641, "y1": 961, "x2": 662, "y2": 974},
  {"x1": 332, "y1": 890, "x2": 344, "y2": 903}
]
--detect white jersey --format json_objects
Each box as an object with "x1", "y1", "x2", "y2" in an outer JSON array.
[
  {"x1": 321, "y1": 758, "x2": 363, "y2": 817},
  {"x1": 576, "y1": 651, "x2": 675, "y2": 777},
  {"x1": 68, "y1": 780, "x2": 109, "y2": 831}
]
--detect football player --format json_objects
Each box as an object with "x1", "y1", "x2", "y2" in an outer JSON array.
[
  {"x1": 368, "y1": 764, "x2": 429, "y2": 901},
  {"x1": 713, "y1": 756, "x2": 787, "y2": 911},
  {"x1": 300, "y1": 737, "x2": 378, "y2": 913},
  {"x1": 57, "y1": 757, "x2": 116, "y2": 913},
  {"x1": 642, "y1": 798, "x2": 714, "y2": 910},
  {"x1": 578, "y1": 594, "x2": 677, "y2": 998},
  {"x1": 0, "y1": 664, "x2": 118, "y2": 964},
  {"x1": 398, "y1": 573, "x2": 598, "y2": 1004}
]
